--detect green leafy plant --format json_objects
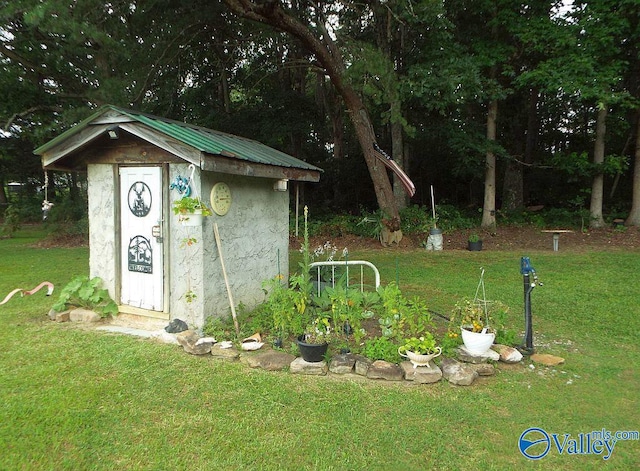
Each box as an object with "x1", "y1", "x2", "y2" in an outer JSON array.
[
  {"x1": 468, "y1": 233, "x2": 480, "y2": 243},
  {"x1": 362, "y1": 336, "x2": 401, "y2": 363},
  {"x1": 172, "y1": 196, "x2": 212, "y2": 216},
  {"x1": 316, "y1": 284, "x2": 367, "y2": 343},
  {"x1": 449, "y1": 298, "x2": 510, "y2": 335},
  {"x1": 0, "y1": 204, "x2": 22, "y2": 238},
  {"x1": 376, "y1": 283, "x2": 433, "y2": 340},
  {"x1": 262, "y1": 206, "x2": 315, "y2": 341},
  {"x1": 398, "y1": 333, "x2": 438, "y2": 355},
  {"x1": 51, "y1": 275, "x2": 118, "y2": 317},
  {"x1": 262, "y1": 275, "x2": 309, "y2": 339},
  {"x1": 301, "y1": 315, "x2": 333, "y2": 345}
]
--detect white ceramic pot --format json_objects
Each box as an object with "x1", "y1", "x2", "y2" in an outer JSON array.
[
  {"x1": 460, "y1": 327, "x2": 495, "y2": 355},
  {"x1": 178, "y1": 209, "x2": 203, "y2": 226},
  {"x1": 399, "y1": 347, "x2": 442, "y2": 368}
]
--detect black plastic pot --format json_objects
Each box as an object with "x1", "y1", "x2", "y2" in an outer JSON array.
[
  {"x1": 296, "y1": 335, "x2": 329, "y2": 362},
  {"x1": 468, "y1": 240, "x2": 483, "y2": 251}
]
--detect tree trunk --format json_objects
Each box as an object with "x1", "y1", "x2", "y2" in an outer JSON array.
[
  {"x1": 391, "y1": 105, "x2": 408, "y2": 211},
  {"x1": 589, "y1": 106, "x2": 607, "y2": 228},
  {"x1": 501, "y1": 162, "x2": 522, "y2": 211},
  {"x1": 625, "y1": 113, "x2": 640, "y2": 226},
  {"x1": 220, "y1": 67, "x2": 231, "y2": 114},
  {"x1": 482, "y1": 99, "x2": 498, "y2": 228},
  {"x1": 0, "y1": 178, "x2": 7, "y2": 206},
  {"x1": 523, "y1": 88, "x2": 540, "y2": 203},
  {"x1": 222, "y1": 0, "x2": 400, "y2": 221}
]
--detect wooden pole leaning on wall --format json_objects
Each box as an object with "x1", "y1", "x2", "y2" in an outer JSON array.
[{"x1": 213, "y1": 222, "x2": 240, "y2": 338}]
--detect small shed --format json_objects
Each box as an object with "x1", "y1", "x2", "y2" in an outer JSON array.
[{"x1": 35, "y1": 105, "x2": 321, "y2": 328}]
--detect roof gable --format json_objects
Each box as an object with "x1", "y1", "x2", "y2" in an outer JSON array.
[{"x1": 35, "y1": 105, "x2": 321, "y2": 182}]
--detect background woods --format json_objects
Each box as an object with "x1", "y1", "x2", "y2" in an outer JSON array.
[{"x1": 1, "y1": 0, "x2": 639, "y2": 228}]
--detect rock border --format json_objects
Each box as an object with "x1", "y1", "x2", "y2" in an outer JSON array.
[
  {"x1": 165, "y1": 329, "x2": 527, "y2": 387},
  {"x1": 56, "y1": 312, "x2": 534, "y2": 387}
]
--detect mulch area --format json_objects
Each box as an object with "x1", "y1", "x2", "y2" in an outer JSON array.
[{"x1": 301, "y1": 225, "x2": 640, "y2": 253}]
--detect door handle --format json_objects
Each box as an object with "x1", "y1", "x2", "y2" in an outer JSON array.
[{"x1": 152, "y1": 219, "x2": 163, "y2": 243}]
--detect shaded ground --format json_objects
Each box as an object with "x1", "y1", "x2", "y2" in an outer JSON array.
[
  {"x1": 30, "y1": 223, "x2": 640, "y2": 252},
  {"x1": 302, "y1": 225, "x2": 640, "y2": 252}
]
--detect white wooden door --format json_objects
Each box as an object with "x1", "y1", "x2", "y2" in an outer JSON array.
[{"x1": 119, "y1": 167, "x2": 164, "y2": 310}]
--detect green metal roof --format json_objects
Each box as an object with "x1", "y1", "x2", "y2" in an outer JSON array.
[{"x1": 35, "y1": 105, "x2": 322, "y2": 174}]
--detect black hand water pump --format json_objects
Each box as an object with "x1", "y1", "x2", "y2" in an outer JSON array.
[{"x1": 520, "y1": 257, "x2": 542, "y2": 355}]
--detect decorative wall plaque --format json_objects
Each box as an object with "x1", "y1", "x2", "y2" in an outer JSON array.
[
  {"x1": 128, "y1": 181, "x2": 152, "y2": 217},
  {"x1": 128, "y1": 235, "x2": 153, "y2": 273}
]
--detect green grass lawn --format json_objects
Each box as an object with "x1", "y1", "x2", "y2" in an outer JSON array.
[{"x1": 1, "y1": 228, "x2": 638, "y2": 470}]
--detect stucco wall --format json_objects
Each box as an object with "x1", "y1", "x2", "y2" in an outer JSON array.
[
  {"x1": 86, "y1": 162, "x2": 290, "y2": 329},
  {"x1": 87, "y1": 164, "x2": 117, "y2": 295},
  {"x1": 168, "y1": 165, "x2": 290, "y2": 328}
]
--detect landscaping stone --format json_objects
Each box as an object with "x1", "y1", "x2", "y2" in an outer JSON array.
[
  {"x1": 210, "y1": 344, "x2": 240, "y2": 361},
  {"x1": 492, "y1": 344, "x2": 523, "y2": 363},
  {"x1": 354, "y1": 355, "x2": 373, "y2": 376},
  {"x1": 149, "y1": 330, "x2": 179, "y2": 344},
  {"x1": 165, "y1": 318, "x2": 189, "y2": 333},
  {"x1": 456, "y1": 345, "x2": 500, "y2": 363},
  {"x1": 176, "y1": 330, "x2": 213, "y2": 355},
  {"x1": 54, "y1": 310, "x2": 70, "y2": 322},
  {"x1": 366, "y1": 360, "x2": 404, "y2": 381},
  {"x1": 470, "y1": 363, "x2": 495, "y2": 376},
  {"x1": 440, "y1": 358, "x2": 478, "y2": 386},
  {"x1": 242, "y1": 350, "x2": 296, "y2": 371},
  {"x1": 69, "y1": 308, "x2": 101, "y2": 323},
  {"x1": 400, "y1": 361, "x2": 442, "y2": 384},
  {"x1": 531, "y1": 353, "x2": 565, "y2": 366},
  {"x1": 329, "y1": 353, "x2": 356, "y2": 374},
  {"x1": 290, "y1": 357, "x2": 328, "y2": 375}
]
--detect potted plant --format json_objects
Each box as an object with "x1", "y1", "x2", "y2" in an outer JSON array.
[
  {"x1": 398, "y1": 332, "x2": 441, "y2": 368},
  {"x1": 297, "y1": 315, "x2": 332, "y2": 362},
  {"x1": 467, "y1": 233, "x2": 483, "y2": 251},
  {"x1": 450, "y1": 298, "x2": 504, "y2": 355},
  {"x1": 172, "y1": 196, "x2": 212, "y2": 226}
]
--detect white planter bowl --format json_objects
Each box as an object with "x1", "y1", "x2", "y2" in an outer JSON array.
[
  {"x1": 178, "y1": 210, "x2": 203, "y2": 226},
  {"x1": 460, "y1": 327, "x2": 495, "y2": 355},
  {"x1": 399, "y1": 347, "x2": 442, "y2": 368}
]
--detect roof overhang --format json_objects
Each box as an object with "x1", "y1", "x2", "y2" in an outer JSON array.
[{"x1": 35, "y1": 105, "x2": 322, "y2": 182}]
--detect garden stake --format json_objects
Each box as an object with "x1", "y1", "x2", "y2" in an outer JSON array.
[
  {"x1": 213, "y1": 223, "x2": 240, "y2": 338},
  {"x1": 277, "y1": 248, "x2": 281, "y2": 280},
  {"x1": 519, "y1": 257, "x2": 542, "y2": 355}
]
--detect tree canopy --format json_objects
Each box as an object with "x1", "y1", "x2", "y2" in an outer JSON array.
[{"x1": 1, "y1": 0, "x2": 639, "y2": 226}]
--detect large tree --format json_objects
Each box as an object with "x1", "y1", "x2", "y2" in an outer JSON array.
[{"x1": 222, "y1": 0, "x2": 402, "y2": 223}]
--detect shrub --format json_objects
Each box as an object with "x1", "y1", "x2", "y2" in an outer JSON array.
[
  {"x1": 0, "y1": 204, "x2": 22, "y2": 237},
  {"x1": 52, "y1": 276, "x2": 118, "y2": 317},
  {"x1": 362, "y1": 336, "x2": 402, "y2": 363}
]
